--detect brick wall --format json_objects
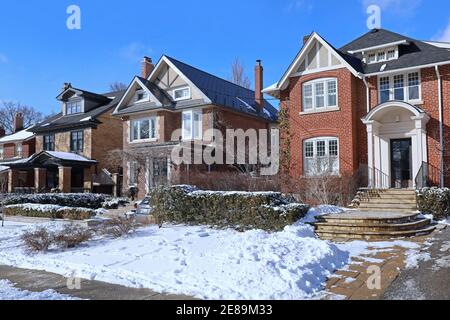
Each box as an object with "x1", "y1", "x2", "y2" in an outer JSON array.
[{"x1": 0, "y1": 138, "x2": 36, "y2": 160}]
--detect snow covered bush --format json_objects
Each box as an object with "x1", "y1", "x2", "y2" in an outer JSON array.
[
  {"x1": 150, "y1": 185, "x2": 310, "y2": 232},
  {"x1": 2, "y1": 193, "x2": 108, "y2": 209},
  {"x1": 54, "y1": 225, "x2": 93, "y2": 249},
  {"x1": 4, "y1": 204, "x2": 96, "y2": 220},
  {"x1": 417, "y1": 187, "x2": 450, "y2": 220},
  {"x1": 21, "y1": 227, "x2": 53, "y2": 253},
  {"x1": 97, "y1": 217, "x2": 141, "y2": 238}
]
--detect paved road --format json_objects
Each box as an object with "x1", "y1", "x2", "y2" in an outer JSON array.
[
  {"x1": 383, "y1": 226, "x2": 450, "y2": 300},
  {"x1": 0, "y1": 265, "x2": 195, "y2": 300}
]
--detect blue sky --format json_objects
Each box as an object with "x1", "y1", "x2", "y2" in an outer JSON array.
[{"x1": 1, "y1": 0, "x2": 450, "y2": 114}]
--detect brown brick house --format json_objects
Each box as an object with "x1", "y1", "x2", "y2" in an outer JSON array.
[
  {"x1": 0, "y1": 114, "x2": 36, "y2": 192},
  {"x1": 113, "y1": 56, "x2": 278, "y2": 199},
  {"x1": 2, "y1": 86, "x2": 125, "y2": 194},
  {"x1": 265, "y1": 28, "x2": 450, "y2": 189}
]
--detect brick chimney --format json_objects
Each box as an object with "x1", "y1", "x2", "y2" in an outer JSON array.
[
  {"x1": 255, "y1": 60, "x2": 264, "y2": 108},
  {"x1": 14, "y1": 113, "x2": 24, "y2": 133},
  {"x1": 0, "y1": 127, "x2": 5, "y2": 138},
  {"x1": 141, "y1": 56, "x2": 155, "y2": 78}
]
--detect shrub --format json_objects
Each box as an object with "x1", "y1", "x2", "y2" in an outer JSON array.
[
  {"x1": 150, "y1": 185, "x2": 310, "y2": 232},
  {"x1": 4, "y1": 204, "x2": 96, "y2": 220},
  {"x1": 21, "y1": 227, "x2": 53, "y2": 253},
  {"x1": 417, "y1": 187, "x2": 450, "y2": 220},
  {"x1": 98, "y1": 217, "x2": 141, "y2": 238},
  {"x1": 2, "y1": 193, "x2": 109, "y2": 209},
  {"x1": 54, "y1": 225, "x2": 93, "y2": 249}
]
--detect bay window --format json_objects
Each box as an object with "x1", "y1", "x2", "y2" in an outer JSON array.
[
  {"x1": 302, "y1": 78, "x2": 338, "y2": 112},
  {"x1": 131, "y1": 117, "x2": 157, "y2": 142},
  {"x1": 378, "y1": 71, "x2": 421, "y2": 104},
  {"x1": 182, "y1": 110, "x2": 202, "y2": 140},
  {"x1": 303, "y1": 137, "x2": 339, "y2": 176}
]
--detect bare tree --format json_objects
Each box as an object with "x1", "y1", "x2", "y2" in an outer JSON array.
[
  {"x1": 0, "y1": 101, "x2": 44, "y2": 134},
  {"x1": 229, "y1": 58, "x2": 251, "y2": 89},
  {"x1": 109, "y1": 82, "x2": 128, "y2": 92}
]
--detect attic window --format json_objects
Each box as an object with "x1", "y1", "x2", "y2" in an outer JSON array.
[
  {"x1": 66, "y1": 100, "x2": 82, "y2": 115},
  {"x1": 365, "y1": 47, "x2": 398, "y2": 64},
  {"x1": 134, "y1": 90, "x2": 149, "y2": 103},
  {"x1": 173, "y1": 87, "x2": 191, "y2": 101}
]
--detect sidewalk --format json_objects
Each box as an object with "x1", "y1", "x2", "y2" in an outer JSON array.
[{"x1": 0, "y1": 265, "x2": 195, "y2": 300}]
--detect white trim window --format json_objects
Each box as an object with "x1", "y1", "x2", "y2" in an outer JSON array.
[
  {"x1": 182, "y1": 110, "x2": 202, "y2": 140},
  {"x1": 134, "y1": 89, "x2": 150, "y2": 104},
  {"x1": 131, "y1": 117, "x2": 157, "y2": 142},
  {"x1": 173, "y1": 87, "x2": 191, "y2": 101},
  {"x1": 302, "y1": 78, "x2": 338, "y2": 113},
  {"x1": 364, "y1": 47, "x2": 399, "y2": 64},
  {"x1": 378, "y1": 71, "x2": 421, "y2": 104},
  {"x1": 15, "y1": 143, "x2": 23, "y2": 158},
  {"x1": 0, "y1": 145, "x2": 4, "y2": 159},
  {"x1": 303, "y1": 137, "x2": 339, "y2": 176},
  {"x1": 66, "y1": 99, "x2": 83, "y2": 115}
]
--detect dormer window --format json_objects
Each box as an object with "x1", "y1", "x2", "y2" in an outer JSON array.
[
  {"x1": 134, "y1": 89, "x2": 149, "y2": 104},
  {"x1": 173, "y1": 87, "x2": 191, "y2": 101},
  {"x1": 364, "y1": 47, "x2": 399, "y2": 64},
  {"x1": 368, "y1": 53, "x2": 376, "y2": 63},
  {"x1": 66, "y1": 99, "x2": 82, "y2": 115}
]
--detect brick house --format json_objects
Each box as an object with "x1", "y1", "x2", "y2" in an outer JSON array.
[
  {"x1": 113, "y1": 55, "x2": 278, "y2": 199},
  {"x1": 2, "y1": 85, "x2": 125, "y2": 194},
  {"x1": 264, "y1": 28, "x2": 450, "y2": 189},
  {"x1": 0, "y1": 114, "x2": 36, "y2": 192}
]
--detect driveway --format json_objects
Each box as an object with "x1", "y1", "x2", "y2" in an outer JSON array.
[{"x1": 383, "y1": 225, "x2": 450, "y2": 300}]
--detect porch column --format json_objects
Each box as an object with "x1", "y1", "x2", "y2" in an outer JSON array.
[
  {"x1": 366, "y1": 122, "x2": 374, "y2": 188},
  {"x1": 34, "y1": 168, "x2": 47, "y2": 193},
  {"x1": 112, "y1": 173, "x2": 120, "y2": 197},
  {"x1": 412, "y1": 116, "x2": 429, "y2": 187},
  {"x1": 7, "y1": 169, "x2": 19, "y2": 193},
  {"x1": 83, "y1": 166, "x2": 93, "y2": 192},
  {"x1": 365, "y1": 121, "x2": 381, "y2": 188},
  {"x1": 58, "y1": 166, "x2": 72, "y2": 193}
]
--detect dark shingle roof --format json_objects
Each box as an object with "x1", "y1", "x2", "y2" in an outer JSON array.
[
  {"x1": 165, "y1": 56, "x2": 278, "y2": 122},
  {"x1": 33, "y1": 90, "x2": 126, "y2": 133},
  {"x1": 339, "y1": 29, "x2": 450, "y2": 74}
]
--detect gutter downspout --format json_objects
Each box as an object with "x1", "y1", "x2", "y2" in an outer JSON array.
[
  {"x1": 435, "y1": 65, "x2": 445, "y2": 188},
  {"x1": 362, "y1": 75, "x2": 370, "y2": 113}
]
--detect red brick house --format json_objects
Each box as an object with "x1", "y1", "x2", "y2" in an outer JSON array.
[
  {"x1": 265, "y1": 28, "x2": 450, "y2": 189},
  {"x1": 114, "y1": 56, "x2": 278, "y2": 199}
]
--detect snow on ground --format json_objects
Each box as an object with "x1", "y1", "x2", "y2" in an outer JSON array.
[
  {"x1": 0, "y1": 280, "x2": 79, "y2": 300},
  {"x1": 0, "y1": 206, "x2": 422, "y2": 300}
]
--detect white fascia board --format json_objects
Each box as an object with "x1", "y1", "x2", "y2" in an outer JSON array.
[
  {"x1": 364, "y1": 60, "x2": 450, "y2": 77},
  {"x1": 347, "y1": 40, "x2": 409, "y2": 54},
  {"x1": 113, "y1": 77, "x2": 162, "y2": 114},
  {"x1": 278, "y1": 32, "x2": 361, "y2": 91},
  {"x1": 135, "y1": 77, "x2": 163, "y2": 107}
]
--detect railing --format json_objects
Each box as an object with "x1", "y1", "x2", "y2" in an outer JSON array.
[
  {"x1": 415, "y1": 162, "x2": 441, "y2": 190},
  {"x1": 359, "y1": 164, "x2": 390, "y2": 190}
]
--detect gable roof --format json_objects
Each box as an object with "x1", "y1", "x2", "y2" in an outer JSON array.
[
  {"x1": 33, "y1": 90, "x2": 125, "y2": 134},
  {"x1": 340, "y1": 28, "x2": 450, "y2": 75},
  {"x1": 0, "y1": 127, "x2": 35, "y2": 144},
  {"x1": 164, "y1": 56, "x2": 278, "y2": 121}
]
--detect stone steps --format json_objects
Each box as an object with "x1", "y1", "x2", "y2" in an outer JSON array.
[
  {"x1": 313, "y1": 212, "x2": 436, "y2": 241},
  {"x1": 354, "y1": 189, "x2": 418, "y2": 213}
]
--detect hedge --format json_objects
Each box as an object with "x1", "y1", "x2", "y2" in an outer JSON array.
[
  {"x1": 417, "y1": 187, "x2": 450, "y2": 220},
  {"x1": 1, "y1": 193, "x2": 109, "y2": 209},
  {"x1": 4, "y1": 204, "x2": 96, "y2": 220},
  {"x1": 150, "y1": 185, "x2": 310, "y2": 232}
]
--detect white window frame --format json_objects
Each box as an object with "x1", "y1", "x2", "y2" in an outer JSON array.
[
  {"x1": 0, "y1": 145, "x2": 4, "y2": 159},
  {"x1": 130, "y1": 117, "x2": 157, "y2": 142},
  {"x1": 364, "y1": 47, "x2": 399, "y2": 64},
  {"x1": 15, "y1": 143, "x2": 23, "y2": 158},
  {"x1": 182, "y1": 110, "x2": 203, "y2": 140},
  {"x1": 377, "y1": 70, "x2": 422, "y2": 104},
  {"x1": 173, "y1": 87, "x2": 191, "y2": 101},
  {"x1": 301, "y1": 78, "x2": 339, "y2": 113},
  {"x1": 134, "y1": 89, "x2": 150, "y2": 104},
  {"x1": 303, "y1": 137, "x2": 340, "y2": 176},
  {"x1": 65, "y1": 98, "x2": 83, "y2": 115}
]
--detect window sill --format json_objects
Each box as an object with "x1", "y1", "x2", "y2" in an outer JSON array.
[
  {"x1": 379, "y1": 99, "x2": 423, "y2": 106},
  {"x1": 130, "y1": 138, "x2": 158, "y2": 144},
  {"x1": 300, "y1": 107, "x2": 340, "y2": 115}
]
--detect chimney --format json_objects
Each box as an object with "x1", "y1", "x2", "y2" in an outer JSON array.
[
  {"x1": 14, "y1": 113, "x2": 24, "y2": 133},
  {"x1": 0, "y1": 127, "x2": 5, "y2": 138},
  {"x1": 255, "y1": 60, "x2": 264, "y2": 108},
  {"x1": 141, "y1": 56, "x2": 155, "y2": 78},
  {"x1": 62, "y1": 82, "x2": 71, "y2": 92},
  {"x1": 303, "y1": 35, "x2": 311, "y2": 45}
]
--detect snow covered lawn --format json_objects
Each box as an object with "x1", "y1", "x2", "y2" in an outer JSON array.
[
  {"x1": 0, "y1": 280, "x2": 78, "y2": 300},
  {"x1": 0, "y1": 207, "x2": 422, "y2": 300}
]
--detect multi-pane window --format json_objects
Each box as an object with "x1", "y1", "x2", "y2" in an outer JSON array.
[
  {"x1": 365, "y1": 48, "x2": 398, "y2": 64},
  {"x1": 368, "y1": 53, "x2": 376, "y2": 63},
  {"x1": 173, "y1": 87, "x2": 191, "y2": 101},
  {"x1": 182, "y1": 110, "x2": 202, "y2": 140},
  {"x1": 0, "y1": 146, "x2": 4, "y2": 159},
  {"x1": 70, "y1": 131, "x2": 84, "y2": 153},
  {"x1": 387, "y1": 50, "x2": 396, "y2": 60},
  {"x1": 302, "y1": 78, "x2": 338, "y2": 112},
  {"x1": 131, "y1": 118, "x2": 157, "y2": 142},
  {"x1": 66, "y1": 100, "x2": 82, "y2": 114},
  {"x1": 303, "y1": 137, "x2": 339, "y2": 176},
  {"x1": 377, "y1": 51, "x2": 386, "y2": 62},
  {"x1": 15, "y1": 143, "x2": 23, "y2": 158},
  {"x1": 379, "y1": 71, "x2": 421, "y2": 104},
  {"x1": 43, "y1": 134, "x2": 55, "y2": 151}
]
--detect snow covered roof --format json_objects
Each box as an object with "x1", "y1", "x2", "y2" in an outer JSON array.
[
  {"x1": 44, "y1": 151, "x2": 94, "y2": 162},
  {"x1": 0, "y1": 127, "x2": 35, "y2": 144},
  {"x1": 0, "y1": 165, "x2": 9, "y2": 173}
]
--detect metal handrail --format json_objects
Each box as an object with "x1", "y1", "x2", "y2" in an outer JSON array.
[
  {"x1": 359, "y1": 164, "x2": 390, "y2": 190},
  {"x1": 415, "y1": 162, "x2": 441, "y2": 190}
]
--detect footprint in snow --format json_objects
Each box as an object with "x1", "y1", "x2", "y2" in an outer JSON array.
[{"x1": 198, "y1": 233, "x2": 210, "y2": 238}]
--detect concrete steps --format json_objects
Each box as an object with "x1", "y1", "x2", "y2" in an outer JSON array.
[
  {"x1": 355, "y1": 189, "x2": 418, "y2": 213},
  {"x1": 313, "y1": 212, "x2": 436, "y2": 241}
]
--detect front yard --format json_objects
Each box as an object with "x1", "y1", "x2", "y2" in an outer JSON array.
[{"x1": 0, "y1": 206, "x2": 426, "y2": 300}]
